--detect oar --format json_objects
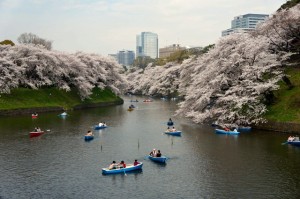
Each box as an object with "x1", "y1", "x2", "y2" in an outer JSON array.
[
  {"x1": 124, "y1": 170, "x2": 127, "y2": 176},
  {"x1": 281, "y1": 141, "x2": 288, "y2": 145}
]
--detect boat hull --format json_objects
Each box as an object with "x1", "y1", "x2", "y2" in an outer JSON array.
[
  {"x1": 84, "y1": 135, "x2": 94, "y2": 141},
  {"x1": 30, "y1": 131, "x2": 44, "y2": 138},
  {"x1": 164, "y1": 131, "x2": 181, "y2": 136},
  {"x1": 148, "y1": 155, "x2": 167, "y2": 163},
  {"x1": 215, "y1": 129, "x2": 240, "y2": 135},
  {"x1": 237, "y1": 127, "x2": 252, "y2": 132},
  {"x1": 102, "y1": 163, "x2": 143, "y2": 174},
  {"x1": 288, "y1": 141, "x2": 300, "y2": 146},
  {"x1": 94, "y1": 125, "x2": 108, "y2": 130}
]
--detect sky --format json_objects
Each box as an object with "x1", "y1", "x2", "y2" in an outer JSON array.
[{"x1": 0, "y1": 0, "x2": 286, "y2": 56}]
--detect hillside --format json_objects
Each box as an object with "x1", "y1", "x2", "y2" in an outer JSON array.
[{"x1": 0, "y1": 87, "x2": 123, "y2": 114}]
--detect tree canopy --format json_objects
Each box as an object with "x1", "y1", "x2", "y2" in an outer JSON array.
[
  {"x1": 0, "y1": 40, "x2": 15, "y2": 46},
  {"x1": 0, "y1": 44, "x2": 127, "y2": 99},
  {"x1": 17, "y1": 33, "x2": 52, "y2": 50},
  {"x1": 126, "y1": 5, "x2": 300, "y2": 125}
]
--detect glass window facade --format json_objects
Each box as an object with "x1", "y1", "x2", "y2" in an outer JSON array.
[{"x1": 136, "y1": 32, "x2": 158, "y2": 59}]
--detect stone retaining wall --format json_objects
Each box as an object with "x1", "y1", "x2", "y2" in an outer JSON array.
[{"x1": 254, "y1": 121, "x2": 300, "y2": 134}]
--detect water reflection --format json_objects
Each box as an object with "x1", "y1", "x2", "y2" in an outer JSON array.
[{"x1": 0, "y1": 97, "x2": 300, "y2": 198}]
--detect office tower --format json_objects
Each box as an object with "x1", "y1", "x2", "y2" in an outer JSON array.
[
  {"x1": 136, "y1": 32, "x2": 158, "y2": 59},
  {"x1": 117, "y1": 50, "x2": 135, "y2": 67},
  {"x1": 222, "y1": 14, "x2": 269, "y2": 36}
]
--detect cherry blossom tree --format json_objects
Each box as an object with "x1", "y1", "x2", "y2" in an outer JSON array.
[
  {"x1": 0, "y1": 44, "x2": 127, "y2": 99},
  {"x1": 127, "y1": 5, "x2": 299, "y2": 125}
]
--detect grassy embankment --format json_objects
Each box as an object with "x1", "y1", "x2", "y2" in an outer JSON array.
[
  {"x1": 265, "y1": 67, "x2": 300, "y2": 122},
  {"x1": 0, "y1": 87, "x2": 122, "y2": 110}
]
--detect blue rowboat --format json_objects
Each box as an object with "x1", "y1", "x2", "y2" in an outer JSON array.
[
  {"x1": 164, "y1": 131, "x2": 181, "y2": 136},
  {"x1": 287, "y1": 141, "x2": 300, "y2": 146},
  {"x1": 215, "y1": 129, "x2": 240, "y2": 135},
  {"x1": 102, "y1": 163, "x2": 143, "y2": 175},
  {"x1": 94, "y1": 125, "x2": 108, "y2": 130},
  {"x1": 237, "y1": 126, "x2": 252, "y2": 132},
  {"x1": 148, "y1": 155, "x2": 167, "y2": 163},
  {"x1": 167, "y1": 121, "x2": 174, "y2": 126},
  {"x1": 84, "y1": 135, "x2": 94, "y2": 141}
]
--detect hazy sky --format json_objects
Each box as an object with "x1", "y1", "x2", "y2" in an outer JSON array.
[{"x1": 0, "y1": 0, "x2": 286, "y2": 56}]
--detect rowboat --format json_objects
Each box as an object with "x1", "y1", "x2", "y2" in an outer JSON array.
[
  {"x1": 94, "y1": 125, "x2": 108, "y2": 130},
  {"x1": 287, "y1": 136, "x2": 300, "y2": 146},
  {"x1": 102, "y1": 163, "x2": 143, "y2": 175},
  {"x1": 130, "y1": 100, "x2": 138, "y2": 102},
  {"x1": 31, "y1": 114, "x2": 38, "y2": 119},
  {"x1": 215, "y1": 129, "x2": 240, "y2": 135},
  {"x1": 164, "y1": 131, "x2": 181, "y2": 136},
  {"x1": 237, "y1": 126, "x2": 252, "y2": 132},
  {"x1": 84, "y1": 135, "x2": 94, "y2": 141},
  {"x1": 148, "y1": 155, "x2": 167, "y2": 163},
  {"x1": 30, "y1": 131, "x2": 44, "y2": 138},
  {"x1": 143, "y1": 99, "x2": 152, "y2": 102},
  {"x1": 287, "y1": 141, "x2": 300, "y2": 146}
]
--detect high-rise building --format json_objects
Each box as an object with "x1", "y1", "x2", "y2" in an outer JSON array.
[
  {"x1": 136, "y1": 32, "x2": 158, "y2": 59},
  {"x1": 117, "y1": 50, "x2": 135, "y2": 67},
  {"x1": 222, "y1": 14, "x2": 269, "y2": 36}
]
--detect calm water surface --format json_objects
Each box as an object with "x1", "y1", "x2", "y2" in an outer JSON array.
[{"x1": 0, "y1": 96, "x2": 300, "y2": 199}]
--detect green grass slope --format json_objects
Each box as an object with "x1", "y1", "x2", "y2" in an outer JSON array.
[
  {"x1": 265, "y1": 67, "x2": 300, "y2": 122},
  {"x1": 0, "y1": 87, "x2": 122, "y2": 110}
]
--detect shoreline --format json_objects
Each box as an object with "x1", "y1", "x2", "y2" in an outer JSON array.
[
  {"x1": 254, "y1": 120, "x2": 300, "y2": 134},
  {"x1": 0, "y1": 99, "x2": 124, "y2": 116}
]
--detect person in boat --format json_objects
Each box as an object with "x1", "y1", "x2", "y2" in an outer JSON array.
[
  {"x1": 288, "y1": 136, "x2": 295, "y2": 142},
  {"x1": 36, "y1": 127, "x2": 41, "y2": 132},
  {"x1": 108, "y1": 161, "x2": 118, "y2": 170},
  {"x1": 167, "y1": 127, "x2": 171, "y2": 132},
  {"x1": 233, "y1": 128, "x2": 238, "y2": 132},
  {"x1": 119, "y1": 160, "x2": 126, "y2": 168},
  {"x1": 103, "y1": 122, "x2": 106, "y2": 127},
  {"x1": 156, "y1": 150, "x2": 162, "y2": 157},
  {"x1": 86, "y1": 130, "x2": 93, "y2": 136},
  {"x1": 224, "y1": 126, "x2": 230, "y2": 131},
  {"x1": 99, "y1": 122, "x2": 103, "y2": 127},
  {"x1": 149, "y1": 149, "x2": 157, "y2": 157},
  {"x1": 133, "y1": 159, "x2": 140, "y2": 166},
  {"x1": 34, "y1": 127, "x2": 38, "y2": 132},
  {"x1": 169, "y1": 118, "x2": 173, "y2": 122},
  {"x1": 172, "y1": 126, "x2": 176, "y2": 132}
]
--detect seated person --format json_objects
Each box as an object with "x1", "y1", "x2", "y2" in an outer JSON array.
[
  {"x1": 149, "y1": 149, "x2": 157, "y2": 157},
  {"x1": 133, "y1": 159, "x2": 140, "y2": 166},
  {"x1": 119, "y1": 160, "x2": 126, "y2": 168},
  {"x1": 108, "y1": 161, "x2": 117, "y2": 170},
  {"x1": 224, "y1": 127, "x2": 230, "y2": 131},
  {"x1": 99, "y1": 122, "x2": 103, "y2": 127},
  {"x1": 86, "y1": 130, "x2": 93, "y2": 136},
  {"x1": 156, "y1": 150, "x2": 162, "y2": 157},
  {"x1": 172, "y1": 126, "x2": 176, "y2": 132}
]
